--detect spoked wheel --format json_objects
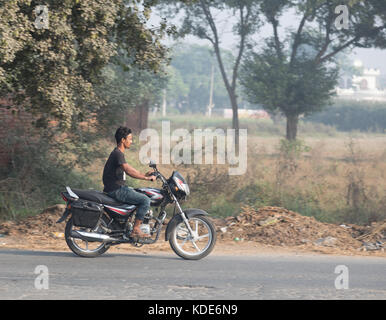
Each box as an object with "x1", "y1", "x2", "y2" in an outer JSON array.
[
  {"x1": 65, "y1": 217, "x2": 110, "y2": 258},
  {"x1": 169, "y1": 215, "x2": 216, "y2": 260}
]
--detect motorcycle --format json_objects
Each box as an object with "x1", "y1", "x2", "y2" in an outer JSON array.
[{"x1": 56, "y1": 160, "x2": 217, "y2": 260}]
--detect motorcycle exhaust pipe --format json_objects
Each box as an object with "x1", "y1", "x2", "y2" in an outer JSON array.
[{"x1": 70, "y1": 230, "x2": 118, "y2": 242}]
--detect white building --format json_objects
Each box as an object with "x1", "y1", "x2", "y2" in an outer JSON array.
[
  {"x1": 337, "y1": 60, "x2": 386, "y2": 101},
  {"x1": 352, "y1": 68, "x2": 380, "y2": 91}
]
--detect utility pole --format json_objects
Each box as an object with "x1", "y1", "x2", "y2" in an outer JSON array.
[
  {"x1": 207, "y1": 64, "x2": 215, "y2": 117},
  {"x1": 162, "y1": 89, "x2": 166, "y2": 117}
]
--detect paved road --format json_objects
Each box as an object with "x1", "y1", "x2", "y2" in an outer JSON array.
[{"x1": 0, "y1": 249, "x2": 385, "y2": 299}]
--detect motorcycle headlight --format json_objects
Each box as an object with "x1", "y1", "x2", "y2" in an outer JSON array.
[{"x1": 173, "y1": 177, "x2": 190, "y2": 196}]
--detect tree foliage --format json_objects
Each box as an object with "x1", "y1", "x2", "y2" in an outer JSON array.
[
  {"x1": 241, "y1": 42, "x2": 339, "y2": 131},
  {"x1": 166, "y1": 43, "x2": 230, "y2": 113},
  {"x1": 97, "y1": 59, "x2": 167, "y2": 132},
  {"x1": 0, "y1": 0, "x2": 169, "y2": 129}
]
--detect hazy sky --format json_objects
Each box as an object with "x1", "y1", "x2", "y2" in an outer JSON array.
[{"x1": 152, "y1": 7, "x2": 386, "y2": 75}]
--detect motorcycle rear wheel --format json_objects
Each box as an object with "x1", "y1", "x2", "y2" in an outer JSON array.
[
  {"x1": 65, "y1": 217, "x2": 110, "y2": 258},
  {"x1": 169, "y1": 215, "x2": 216, "y2": 260}
]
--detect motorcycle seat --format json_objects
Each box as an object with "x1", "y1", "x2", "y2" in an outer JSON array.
[{"x1": 71, "y1": 189, "x2": 136, "y2": 209}]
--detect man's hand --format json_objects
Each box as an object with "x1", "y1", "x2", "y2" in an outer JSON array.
[
  {"x1": 145, "y1": 171, "x2": 156, "y2": 181},
  {"x1": 145, "y1": 171, "x2": 154, "y2": 177}
]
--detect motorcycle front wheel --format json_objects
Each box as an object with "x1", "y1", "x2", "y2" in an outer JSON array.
[
  {"x1": 65, "y1": 217, "x2": 110, "y2": 258},
  {"x1": 169, "y1": 215, "x2": 216, "y2": 260}
]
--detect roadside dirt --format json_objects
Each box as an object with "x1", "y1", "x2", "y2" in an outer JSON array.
[
  {"x1": 0, "y1": 204, "x2": 385, "y2": 257},
  {"x1": 212, "y1": 206, "x2": 386, "y2": 257}
]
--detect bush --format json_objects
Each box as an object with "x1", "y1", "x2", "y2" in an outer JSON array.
[
  {"x1": 0, "y1": 128, "x2": 98, "y2": 221},
  {"x1": 305, "y1": 100, "x2": 386, "y2": 132},
  {"x1": 233, "y1": 182, "x2": 273, "y2": 207},
  {"x1": 209, "y1": 197, "x2": 240, "y2": 218}
]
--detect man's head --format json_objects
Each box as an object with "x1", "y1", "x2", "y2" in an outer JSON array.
[{"x1": 115, "y1": 126, "x2": 132, "y2": 149}]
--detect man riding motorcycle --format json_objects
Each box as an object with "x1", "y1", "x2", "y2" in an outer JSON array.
[{"x1": 102, "y1": 126, "x2": 156, "y2": 238}]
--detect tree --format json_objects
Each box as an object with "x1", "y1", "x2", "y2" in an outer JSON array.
[
  {"x1": 158, "y1": 0, "x2": 261, "y2": 144},
  {"x1": 0, "y1": 0, "x2": 168, "y2": 130},
  {"x1": 164, "y1": 65, "x2": 189, "y2": 113},
  {"x1": 97, "y1": 61, "x2": 167, "y2": 134},
  {"x1": 240, "y1": 0, "x2": 386, "y2": 140},
  {"x1": 241, "y1": 45, "x2": 339, "y2": 140}
]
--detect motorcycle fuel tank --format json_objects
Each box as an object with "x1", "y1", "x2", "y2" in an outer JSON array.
[{"x1": 135, "y1": 188, "x2": 164, "y2": 206}]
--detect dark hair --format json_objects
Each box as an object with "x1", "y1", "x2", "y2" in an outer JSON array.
[{"x1": 115, "y1": 126, "x2": 132, "y2": 144}]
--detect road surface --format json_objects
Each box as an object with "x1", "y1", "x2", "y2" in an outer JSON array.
[{"x1": 0, "y1": 249, "x2": 385, "y2": 299}]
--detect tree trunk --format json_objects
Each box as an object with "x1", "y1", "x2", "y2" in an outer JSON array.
[
  {"x1": 125, "y1": 99, "x2": 149, "y2": 134},
  {"x1": 139, "y1": 99, "x2": 149, "y2": 132},
  {"x1": 286, "y1": 114, "x2": 299, "y2": 141},
  {"x1": 210, "y1": 23, "x2": 241, "y2": 147},
  {"x1": 230, "y1": 94, "x2": 240, "y2": 147}
]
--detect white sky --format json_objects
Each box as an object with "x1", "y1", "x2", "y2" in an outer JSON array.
[{"x1": 150, "y1": 7, "x2": 386, "y2": 75}]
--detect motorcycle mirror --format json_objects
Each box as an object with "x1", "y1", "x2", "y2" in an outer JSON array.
[{"x1": 149, "y1": 160, "x2": 157, "y2": 168}]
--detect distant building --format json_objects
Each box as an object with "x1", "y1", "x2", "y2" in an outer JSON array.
[
  {"x1": 337, "y1": 60, "x2": 386, "y2": 101},
  {"x1": 352, "y1": 68, "x2": 380, "y2": 91}
]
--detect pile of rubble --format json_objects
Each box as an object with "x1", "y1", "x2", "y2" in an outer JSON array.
[
  {"x1": 213, "y1": 206, "x2": 386, "y2": 252},
  {"x1": 1, "y1": 204, "x2": 385, "y2": 254},
  {"x1": 0, "y1": 204, "x2": 66, "y2": 239}
]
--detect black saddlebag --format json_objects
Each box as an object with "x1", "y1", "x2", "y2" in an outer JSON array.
[{"x1": 71, "y1": 200, "x2": 103, "y2": 229}]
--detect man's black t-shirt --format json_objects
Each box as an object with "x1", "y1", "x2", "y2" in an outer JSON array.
[{"x1": 102, "y1": 148, "x2": 127, "y2": 193}]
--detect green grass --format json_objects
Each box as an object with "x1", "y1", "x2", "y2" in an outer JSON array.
[{"x1": 149, "y1": 114, "x2": 343, "y2": 138}]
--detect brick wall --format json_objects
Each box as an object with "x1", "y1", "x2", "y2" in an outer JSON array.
[
  {"x1": 124, "y1": 100, "x2": 149, "y2": 134},
  {"x1": 0, "y1": 98, "x2": 32, "y2": 167},
  {"x1": 0, "y1": 98, "x2": 149, "y2": 167}
]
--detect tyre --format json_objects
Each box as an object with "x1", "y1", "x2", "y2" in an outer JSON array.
[
  {"x1": 169, "y1": 215, "x2": 216, "y2": 260},
  {"x1": 65, "y1": 217, "x2": 110, "y2": 258}
]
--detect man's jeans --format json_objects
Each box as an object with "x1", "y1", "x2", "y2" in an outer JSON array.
[{"x1": 107, "y1": 186, "x2": 150, "y2": 220}]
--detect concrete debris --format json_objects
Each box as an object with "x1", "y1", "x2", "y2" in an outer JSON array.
[
  {"x1": 314, "y1": 236, "x2": 337, "y2": 247},
  {"x1": 361, "y1": 241, "x2": 384, "y2": 251},
  {"x1": 212, "y1": 206, "x2": 386, "y2": 252}
]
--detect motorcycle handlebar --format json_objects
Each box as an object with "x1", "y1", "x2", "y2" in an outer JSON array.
[
  {"x1": 150, "y1": 167, "x2": 179, "y2": 202},
  {"x1": 153, "y1": 169, "x2": 168, "y2": 184}
]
